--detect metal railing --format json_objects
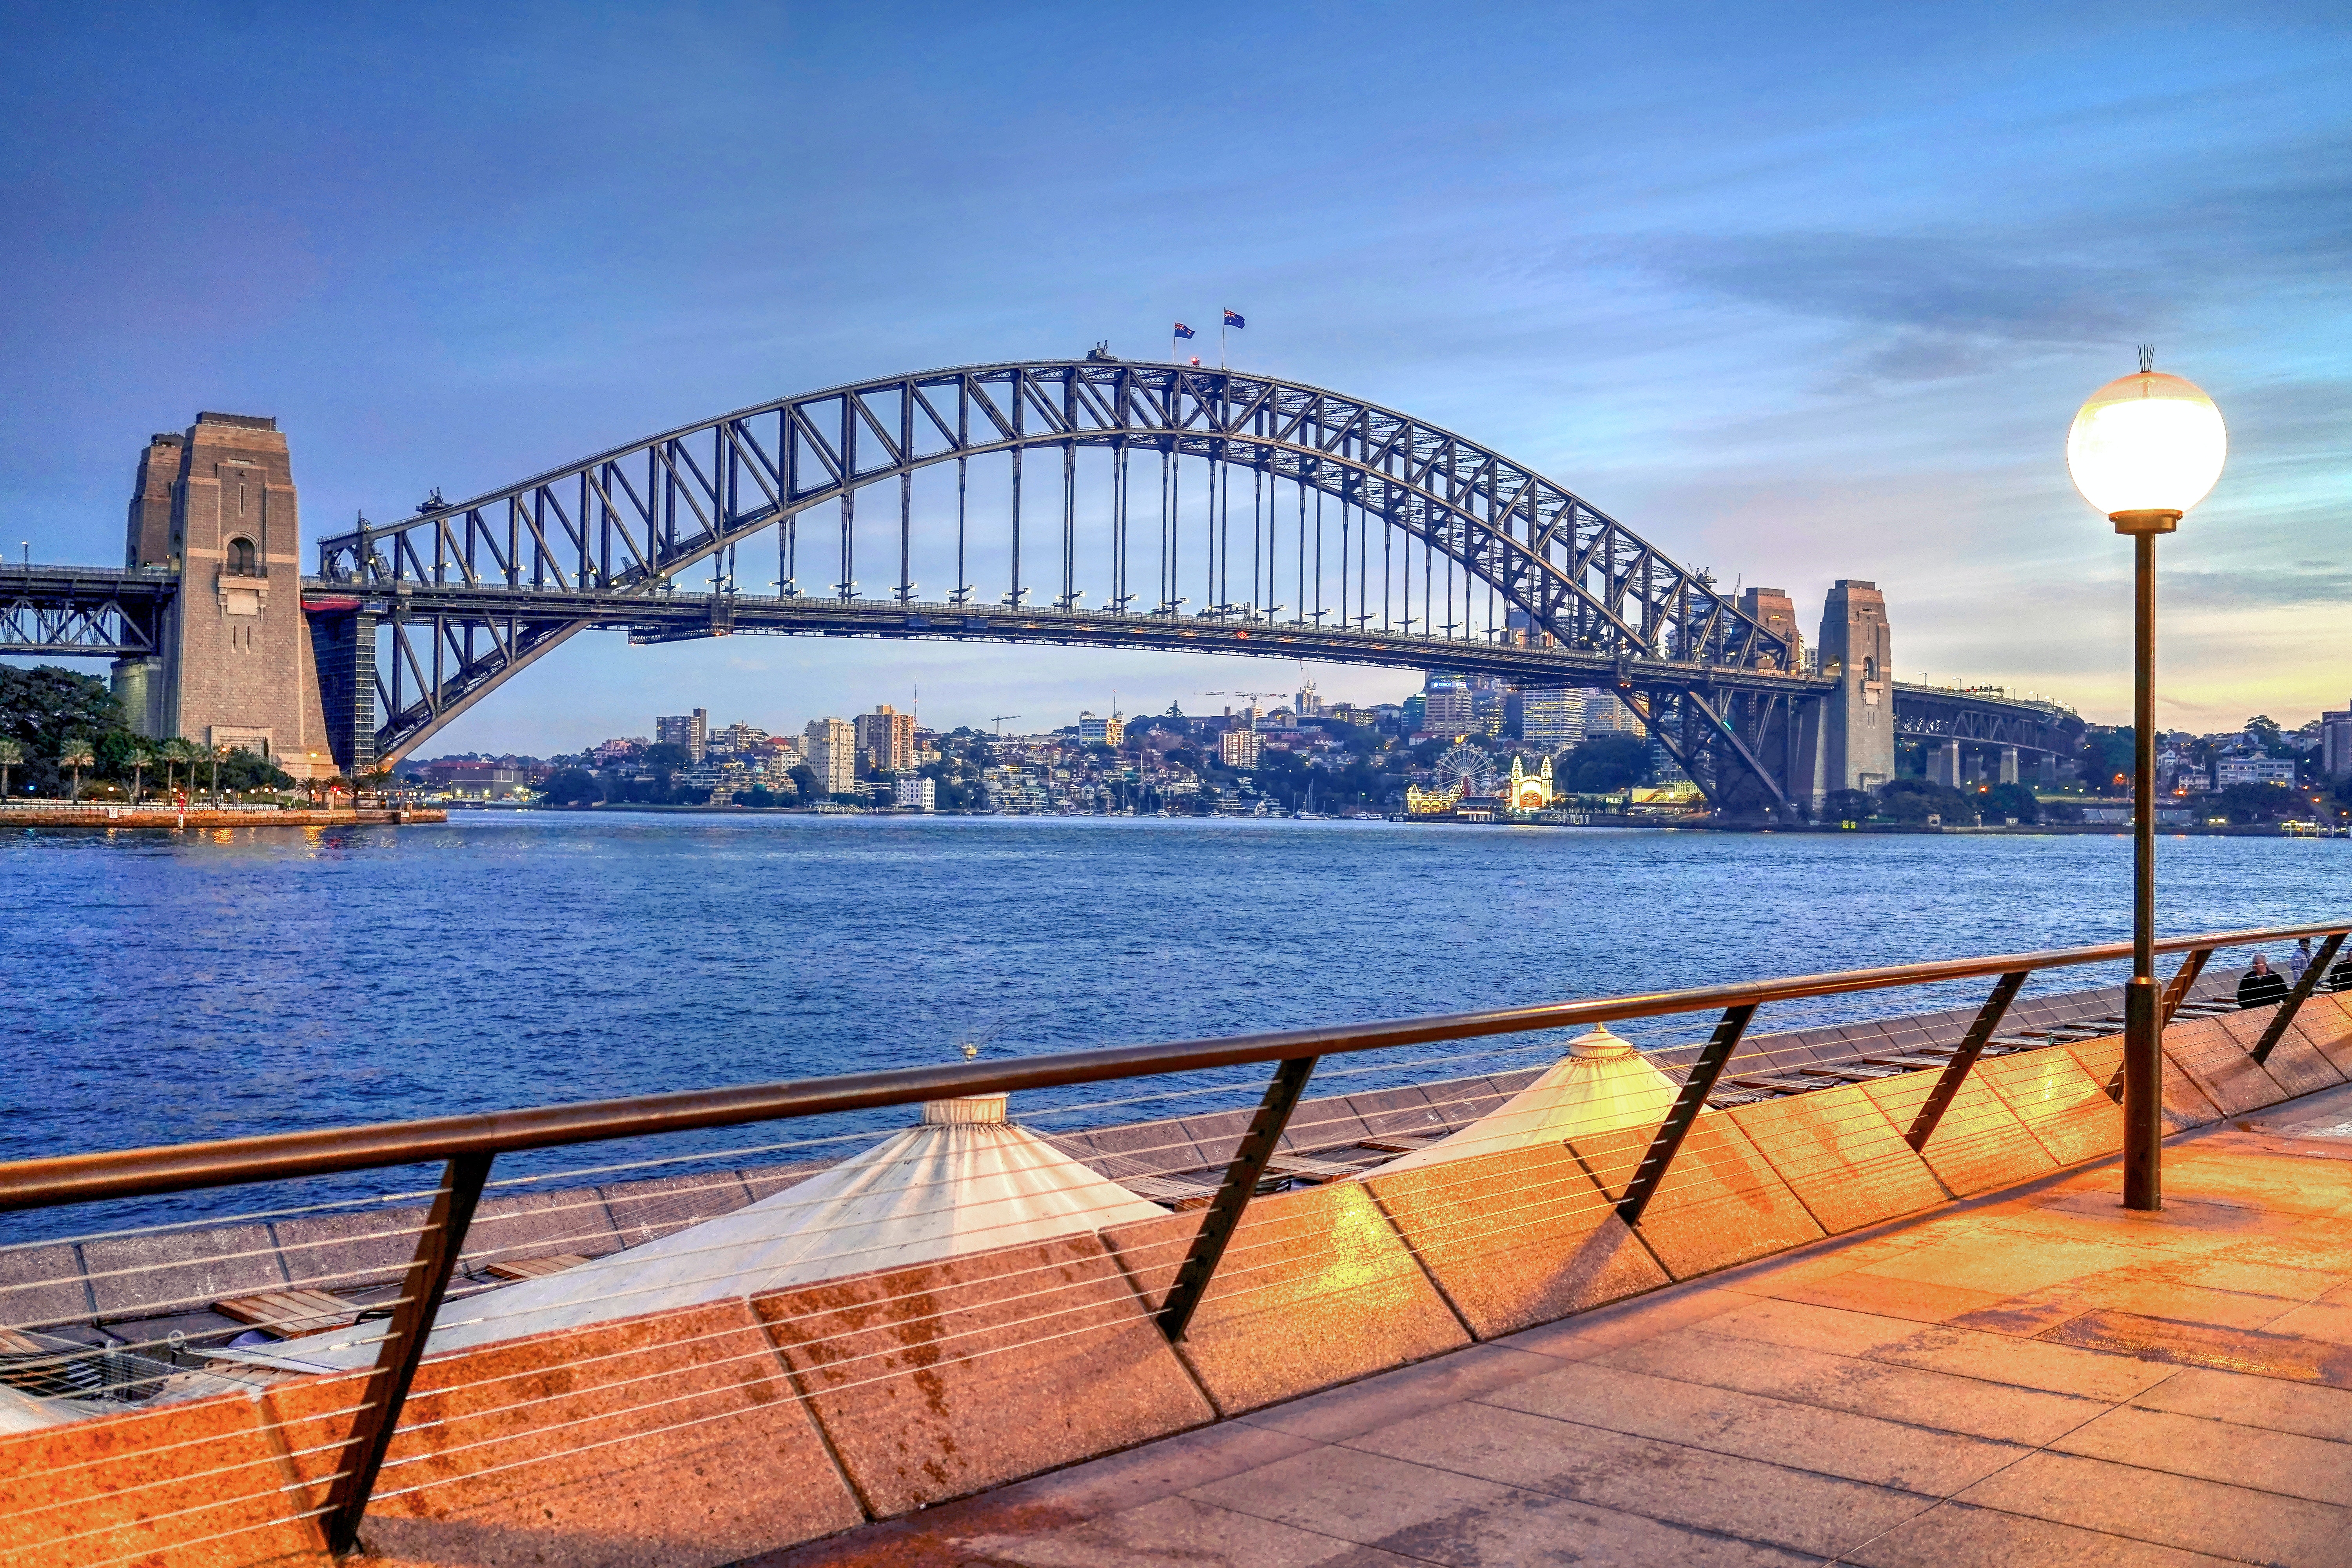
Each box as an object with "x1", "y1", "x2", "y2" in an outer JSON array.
[{"x1": 1, "y1": 916, "x2": 2345, "y2": 1562}]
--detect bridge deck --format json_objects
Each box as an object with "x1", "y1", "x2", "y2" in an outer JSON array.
[{"x1": 776, "y1": 1083, "x2": 2352, "y2": 1568}]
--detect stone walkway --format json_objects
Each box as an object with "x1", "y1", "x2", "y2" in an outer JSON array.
[{"x1": 765, "y1": 1082, "x2": 2352, "y2": 1567}]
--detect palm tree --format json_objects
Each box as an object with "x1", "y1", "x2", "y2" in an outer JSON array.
[
  {"x1": 0, "y1": 738, "x2": 21, "y2": 799},
  {"x1": 58, "y1": 739, "x2": 94, "y2": 804},
  {"x1": 159, "y1": 738, "x2": 195, "y2": 800},
  {"x1": 208, "y1": 744, "x2": 231, "y2": 805},
  {"x1": 127, "y1": 743, "x2": 150, "y2": 805}
]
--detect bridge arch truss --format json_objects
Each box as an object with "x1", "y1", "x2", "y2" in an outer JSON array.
[{"x1": 312, "y1": 360, "x2": 1813, "y2": 799}]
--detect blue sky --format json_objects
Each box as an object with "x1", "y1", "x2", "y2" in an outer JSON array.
[{"x1": 4, "y1": 2, "x2": 2345, "y2": 750}]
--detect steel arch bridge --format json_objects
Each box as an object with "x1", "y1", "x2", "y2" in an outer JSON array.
[
  {"x1": 1892, "y1": 684, "x2": 2084, "y2": 758},
  {"x1": 305, "y1": 358, "x2": 1824, "y2": 804}
]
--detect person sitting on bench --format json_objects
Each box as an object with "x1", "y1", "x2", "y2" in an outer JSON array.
[{"x1": 2237, "y1": 954, "x2": 2290, "y2": 1009}]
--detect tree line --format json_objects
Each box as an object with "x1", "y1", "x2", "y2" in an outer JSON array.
[{"x1": 0, "y1": 665, "x2": 299, "y2": 802}]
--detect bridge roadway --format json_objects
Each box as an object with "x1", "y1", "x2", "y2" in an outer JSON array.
[
  {"x1": 775, "y1": 1081, "x2": 2352, "y2": 1568},
  {"x1": 298, "y1": 577, "x2": 1839, "y2": 698},
  {"x1": 4, "y1": 561, "x2": 2076, "y2": 746}
]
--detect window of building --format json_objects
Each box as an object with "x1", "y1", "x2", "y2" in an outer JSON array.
[{"x1": 228, "y1": 537, "x2": 258, "y2": 575}]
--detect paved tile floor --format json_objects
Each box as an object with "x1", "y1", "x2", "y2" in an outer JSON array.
[{"x1": 765, "y1": 1084, "x2": 2352, "y2": 1567}]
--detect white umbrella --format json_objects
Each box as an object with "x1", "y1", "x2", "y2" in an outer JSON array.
[
  {"x1": 222, "y1": 1094, "x2": 1167, "y2": 1372},
  {"x1": 1370, "y1": 1027, "x2": 1681, "y2": 1175}
]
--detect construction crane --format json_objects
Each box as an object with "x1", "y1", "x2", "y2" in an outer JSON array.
[{"x1": 990, "y1": 715, "x2": 1021, "y2": 737}]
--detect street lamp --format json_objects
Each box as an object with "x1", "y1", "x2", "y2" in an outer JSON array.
[{"x1": 2067, "y1": 350, "x2": 2226, "y2": 1212}]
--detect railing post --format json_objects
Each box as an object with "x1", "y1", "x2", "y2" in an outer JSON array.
[
  {"x1": 1907, "y1": 971, "x2": 2027, "y2": 1151},
  {"x1": 1616, "y1": 1004, "x2": 1756, "y2": 1227},
  {"x1": 2253, "y1": 932, "x2": 2346, "y2": 1066},
  {"x1": 2107, "y1": 946, "x2": 2212, "y2": 1101},
  {"x1": 2160, "y1": 946, "x2": 2214, "y2": 1025},
  {"x1": 1157, "y1": 1055, "x2": 1317, "y2": 1341},
  {"x1": 323, "y1": 1152, "x2": 492, "y2": 1555}
]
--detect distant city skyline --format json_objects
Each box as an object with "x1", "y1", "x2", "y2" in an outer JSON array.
[{"x1": 4, "y1": 5, "x2": 2346, "y2": 751}]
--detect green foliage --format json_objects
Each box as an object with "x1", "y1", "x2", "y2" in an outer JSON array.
[
  {"x1": 214, "y1": 748, "x2": 294, "y2": 793},
  {"x1": 2080, "y1": 728, "x2": 2134, "y2": 790},
  {"x1": 1879, "y1": 777, "x2": 1978, "y2": 824},
  {"x1": 2219, "y1": 781, "x2": 2296, "y2": 824},
  {"x1": 0, "y1": 665, "x2": 122, "y2": 755},
  {"x1": 541, "y1": 768, "x2": 604, "y2": 806},
  {"x1": 788, "y1": 764, "x2": 820, "y2": 800},
  {"x1": 1980, "y1": 782, "x2": 2041, "y2": 824},
  {"x1": 2040, "y1": 797, "x2": 2084, "y2": 823},
  {"x1": 1558, "y1": 734, "x2": 1648, "y2": 794},
  {"x1": 1822, "y1": 788, "x2": 1874, "y2": 822}
]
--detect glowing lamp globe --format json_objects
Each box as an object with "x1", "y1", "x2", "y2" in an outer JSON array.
[{"x1": 2065, "y1": 368, "x2": 2226, "y2": 521}]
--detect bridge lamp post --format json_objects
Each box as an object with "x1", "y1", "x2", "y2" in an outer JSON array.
[{"x1": 2066, "y1": 355, "x2": 2227, "y2": 1212}]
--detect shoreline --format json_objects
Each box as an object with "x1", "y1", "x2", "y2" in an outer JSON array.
[
  {"x1": 1, "y1": 806, "x2": 445, "y2": 829},
  {"x1": 429, "y1": 803, "x2": 2324, "y2": 839}
]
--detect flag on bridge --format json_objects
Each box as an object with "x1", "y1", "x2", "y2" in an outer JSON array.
[
  {"x1": 1172, "y1": 322, "x2": 1195, "y2": 339},
  {"x1": 1223, "y1": 310, "x2": 1245, "y2": 329}
]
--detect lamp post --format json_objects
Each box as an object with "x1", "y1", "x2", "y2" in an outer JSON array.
[{"x1": 2066, "y1": 350, "x2": 2227, "y2": 1211}]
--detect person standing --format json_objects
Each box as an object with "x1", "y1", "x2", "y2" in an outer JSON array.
[
  {"x1": 2290, "y1": 937, "x2": 2314, "y2": 985},
  {"x1": 2238, "y1": 954, "x2": 2290, "y2": 1009}
]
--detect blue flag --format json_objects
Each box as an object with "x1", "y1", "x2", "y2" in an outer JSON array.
[
  {"x1": 1223, "y1": 310, "x2": 1246, "y2": 329},
  {"x1": 1172, "y1": 322, "x2": 1195, "y2": 339}
]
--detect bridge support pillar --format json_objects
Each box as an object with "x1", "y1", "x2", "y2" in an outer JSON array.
[
  {"x1": 1817, "y1": 580, "x2": 1895, "y2": 802},
  {"x1": 2038, "y1": 753, "x2": 2057, "y2": 786},
  {"x1": 311, "y1": 604, "x2": 378, "y2": 778},
  {"x1": 145, "y1": 412, "x2": 339, "y2": 781},
  {"x1": 2000, "y1": 746, "x2": 2020, "y2": 786},
  {"x1": 1934, "y1": 739, "x2": 1961, "y2": 788},
  {"x1": 109, "y1": 656, "x2": 165, "y2": 739}
]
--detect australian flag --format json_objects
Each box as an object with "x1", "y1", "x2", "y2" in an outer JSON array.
[
  {"x1": 1223, "y1": 309, "x2": 1246, "y2": 329},
  {"x1": 1172, "y1": 322, "x2": 1195, "y2": 339}
]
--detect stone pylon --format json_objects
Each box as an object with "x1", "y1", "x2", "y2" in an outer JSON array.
[
  {"x1": 1816, "y1": 580, "x2": 1895, "y2": 797},
  {"x1": 114, "y1": 413, "x2": 339, "y2": 780}
]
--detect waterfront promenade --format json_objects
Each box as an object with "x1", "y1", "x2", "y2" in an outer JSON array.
[{"x1": 778, "y1": 1084, "x2": 2352, "y2": 1567}]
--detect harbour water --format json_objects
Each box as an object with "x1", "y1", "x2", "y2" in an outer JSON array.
[{"x1": 4, "y1": 814, "x2": 2342, "y2": 1230}]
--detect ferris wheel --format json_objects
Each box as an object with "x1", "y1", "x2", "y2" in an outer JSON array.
[{"x1": 1432, "y1": 743, "x2": 1496, "y2": 796}]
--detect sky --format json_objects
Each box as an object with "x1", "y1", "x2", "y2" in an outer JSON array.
[{"x1": 3, "y1": 2, "x2": 2346, "y2": 751}]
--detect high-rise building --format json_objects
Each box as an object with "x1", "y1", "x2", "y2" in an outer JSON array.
[
  {"x1": 1078, "y1": 710, "x2": 1126, "y2": 746},
  {"x1": 655, "y1": 708, "x2": 709, "y2": 762},
  {"x1": 854, "y1": 704, "x2": 916, "y2": 771},
  {"x1": 1502, "y1": 608, "x2": 1555, "y2": 649},
  {"x1": 2323, "y1": 704, "x2": 2352, "y2": 780},
  {"x1": 1738, "y1": 586, "x2": 1803, "y2": 673},
  {"x1": 1218, "y1": 728, "x2": 1263, "y2": 768},
  {"x1": 1581, "y1": 689, "x2": 1645, "y2": 737},
  {"x1": 804, "y1": 717, "x2": 856, "y2": 796},
  {"x1": 1422, "y1": 676, "x2": 1473, "y2": 732},
  {"x1": 1294, "y1": 683, "x2": 1322, "y2": 717},
  {"x1": 712, "y1": 722, "x2": 767, "y2": 755},
  {"x1": 1469, "y1": 676, "x2": 1508, "y2": 737},
  {"x1": 1519, "y1": 688, "x2": 1588, "y2": 751}
]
